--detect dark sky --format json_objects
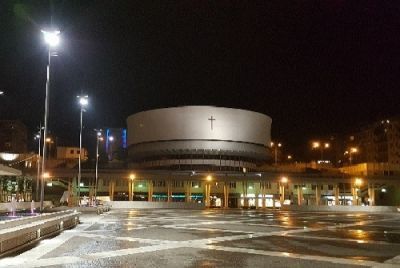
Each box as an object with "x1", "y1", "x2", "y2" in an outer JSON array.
[{"x1": 1, "y1": 1, "x2": 400, "y2": 157}]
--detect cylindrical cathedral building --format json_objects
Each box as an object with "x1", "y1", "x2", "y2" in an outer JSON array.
[{"x1": 127, "y1": 106, "x2": 272, "y2": 171}]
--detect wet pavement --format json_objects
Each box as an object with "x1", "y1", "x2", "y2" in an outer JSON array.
[{"x1": 1, "y1": 209, "x2": 400, "y2": 267}]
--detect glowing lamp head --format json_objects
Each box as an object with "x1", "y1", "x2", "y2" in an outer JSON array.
[
  {"x1": 281, "y1": 176, "x2": 288, "y2": 183},
  {"x1": 206, "y1": 175, "x2": 212, "y2": 181},
  {"x1": 108, "y1": 136, "x2": 114, "y2": 142},
  {"x1": 78, "y1": 95, "x2": 89, "y2": 106},
  {"x1": 129, "y1": 174, "x2": 135, "y2": 180},
  {"x1": 43, "y1": 172, "x2": 50, "y2": 179},
  {"x1": 312, "y1": 142, "x2": 320, "y2": 149},
  {"x1": 355, "y1": 178, "x2": 362, "y2": 186},
  {"x1": 41, "y1": 30, "x2": 60, "y2": 47}
]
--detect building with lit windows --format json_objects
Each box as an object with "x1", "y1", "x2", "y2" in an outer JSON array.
[
  {"x1": 20, "y1": 107, "x2": 399, "y2": 208},
  {"x1": 60, "y1": 107, "x2": 368, "y2": 208}
]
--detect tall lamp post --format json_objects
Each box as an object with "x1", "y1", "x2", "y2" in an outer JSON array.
[
  {"x1": 271, "y1": 142, "x2": 282, "y2": 165},
  {"x1": 34, "y1": 127, "x2": 42, "y2": 202},
  {"x1": 129, "y1": 173, "x2": 135, "y2": 201},
  {"x1": 40, "y1": 29, "x2": 60, "y2": 212},
  {"x1": 108, "y1": 136, "x2": 114, "y2": 161},
  {"x1": 77, "y1": 95, "x2": 88, "y2": 206},
  {"x1": 94, "y1": 130, "x2": 103, "y2": 201}
]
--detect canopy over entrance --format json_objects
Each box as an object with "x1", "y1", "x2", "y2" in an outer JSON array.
[{"x1": 0, "y1": 164, "x2": 22, "y2": 176}]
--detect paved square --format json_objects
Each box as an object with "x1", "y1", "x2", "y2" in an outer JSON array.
[{"x1": 1, "y1": 209, "x2": 400, "y2": 267}]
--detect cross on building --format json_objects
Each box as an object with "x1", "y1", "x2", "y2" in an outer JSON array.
[{"x1": 208, "y1": 116, "x2": 215, "y2": 130}]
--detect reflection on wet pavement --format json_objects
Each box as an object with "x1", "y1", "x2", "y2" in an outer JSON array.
[{"x1": 1, "y1": 209, "x2": 400, "y2": 267}]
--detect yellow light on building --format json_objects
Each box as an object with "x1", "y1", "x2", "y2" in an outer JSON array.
[
  {"x1": 281, "y1": 176, "x2": 288, "y2": 183},
  {"x1": 206, "y1": 175, "x2": 212, "y2": 181}
]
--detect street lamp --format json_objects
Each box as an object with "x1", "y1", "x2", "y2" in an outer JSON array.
[
  {"x1": 205, "y1": 175, "x2": 212, "y2": 207},
  {"x1": 312, "y1": 141, "x2": 330, "y2": 162},
  {"x1": 354, "y1": 178, "x2": 363, "y2": 205},
  {"x1": 77, "y1": 95, "x2": 88, "y2": 206},
  {"x1": 280, "y1": 176, "x2": 288, "y2": 204},
  {"x1": 108, "y1": 136, "x2": 114, "y2": 161},
  {"x1": 129, "y1": 173, "x2": 135, "y2": 201},
  {"x1": 40, "y1": 29, "x2": 60, "y2": 213},
  {"x1": 344, "y1": 147, "x2": 358, "y2": 165},
  {"x1": 271, "y1": 142, "x2": 282, "y2": 165},
  {"x1": 94, "y1": 130, "x2": 103, "y2": 201}
]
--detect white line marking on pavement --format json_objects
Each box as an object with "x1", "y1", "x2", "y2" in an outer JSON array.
[{"x1": 196, "y1": 245, "x2": 380, "y2": 267}]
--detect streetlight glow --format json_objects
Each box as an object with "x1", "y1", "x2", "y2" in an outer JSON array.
[
  {"x1": 78, "y1": 95, "x2": 89, "y2": 106},
  {"x1": 41, "y1": 30, "x2": 60, "y2": 47},
  {"x1": 207, "y1": 175, "x2": 212, "y2": 181},
  {"x1": 129, "y1": 174, "x2": 136, "y2": 180},
  {"x1": 355, "y1": 178, "x2": 362, "y2": 186},
  {"x1": 312, "y1": 142, "x2": 320, "y2": 149},
  {"x1": 281, "y1": 176, "x2": 288, "y2": 183}
]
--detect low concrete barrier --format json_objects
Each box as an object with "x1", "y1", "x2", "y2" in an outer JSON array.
[
  {"x1": 77, "y1": 205, "x2": 111, "y2": 214},
  {"x1": 0, "y1": 210, "x2": 80, "y2": 257},
  {"x1": 282, "y1": 205, "x2": 399, "y2": 213},
  {"x1": 106, "y1": 201, "x2": 205, "y2": 209}
]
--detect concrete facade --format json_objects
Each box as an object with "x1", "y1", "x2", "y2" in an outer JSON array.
[{"x1": 127, "y1": 106, "x2": 272, "y2": 171}]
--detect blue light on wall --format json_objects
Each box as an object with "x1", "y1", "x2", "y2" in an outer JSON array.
[
  {"x1": 106, "y1": 128, "x2": 110, "y2": 153},
  {"x1": 122, "y1": 128, "x2": 127, "y2": 148}
]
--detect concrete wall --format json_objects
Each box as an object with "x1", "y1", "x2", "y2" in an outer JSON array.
[
  {"x1": 127, "y1": 106, "x2": 271, "y2": 146},
  {"x1": 106, "y1": 201, "x2": 205, "y2": 209},
  {"x1": 282, "y1": 205, "x2": 399, "y2": 213},
  {"x1": 127, "y1": 106, "x2": 272, "y2": 162}
]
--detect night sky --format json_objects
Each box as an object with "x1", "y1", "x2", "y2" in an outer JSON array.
[{"x1": 1, "y1": 1, "x2": 400, "y2": 158}]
